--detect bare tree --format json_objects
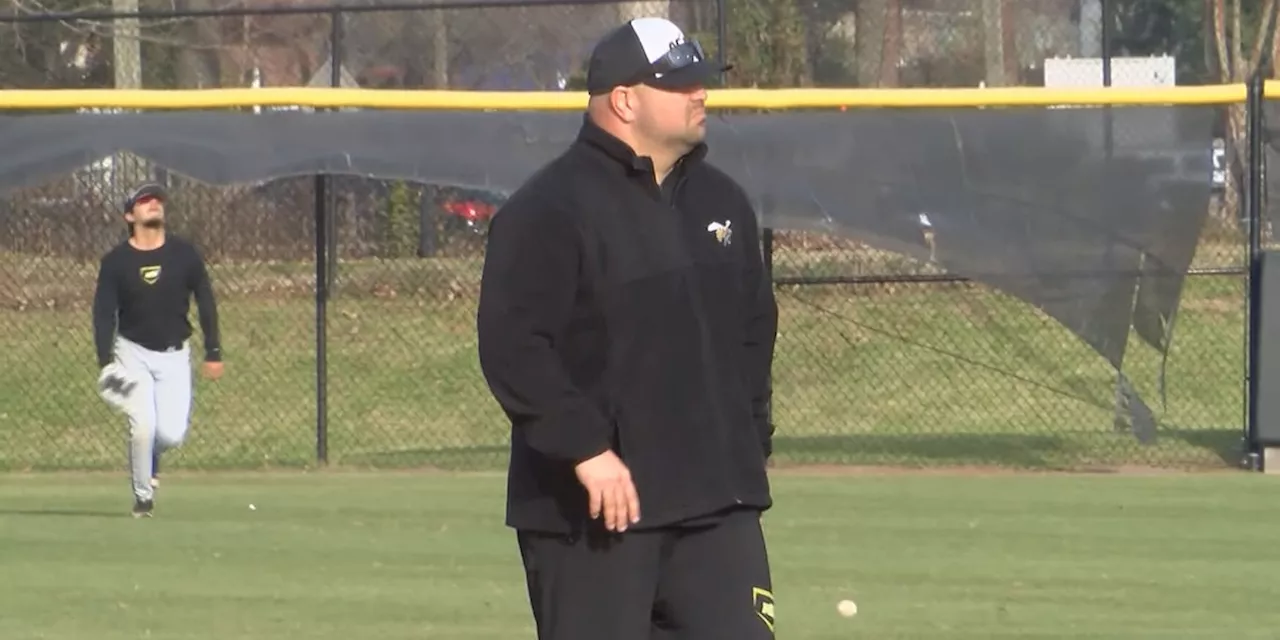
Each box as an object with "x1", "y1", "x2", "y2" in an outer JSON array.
[
  {"x1": 1212, "y1": 0, "x2": 1279, "y2": 224},
  {"x1": 617, "y1": 1, "x2": 669, "y2": 27},
  {"x1": 172, "y1": 0, "x2": 219, "y2": 88},
  {"x1": 854, "y1": 0, "x2": 901, "y2": 87},
  {"x1": 980, "y1": 0, "x2": 1016, "y2": 86},
  {"x1": 855, "y1": 0, "x2": 885, "y2": 87}
]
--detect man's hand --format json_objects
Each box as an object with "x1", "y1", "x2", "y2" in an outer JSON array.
[
  {"x1": 202, "y1": 361, "x2": 224, "y2": 380},
  {"x1": 574, "y1": 450, "x2": 641, "y2": 533}
]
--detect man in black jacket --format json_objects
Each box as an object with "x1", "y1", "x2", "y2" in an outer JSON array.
[{"x1": 476, "y1": 15, "x2": 779, "y2": 640}]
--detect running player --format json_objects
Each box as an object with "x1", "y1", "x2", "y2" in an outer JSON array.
[{"x1": 92, "y1": 183, "x2": 225, "y2": 518}]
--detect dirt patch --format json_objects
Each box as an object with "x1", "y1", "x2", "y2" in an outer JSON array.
[{"x1": 1180, "y1": 295, "x2": 1242, "y2": 314}]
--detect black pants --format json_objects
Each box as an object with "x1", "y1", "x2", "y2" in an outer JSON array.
[{"x1": 517, "y1": 508, "x2": 774, "y2": 640}]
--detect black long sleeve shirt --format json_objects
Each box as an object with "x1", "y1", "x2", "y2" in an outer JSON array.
[
  {"x1": 476, "y1": 117, "x2": 779, "y2": 534},
  {"x1": 92, "y1": 235, "x2": 222, "y2": 367}
]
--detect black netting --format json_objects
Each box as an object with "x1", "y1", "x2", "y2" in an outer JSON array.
[
  {"x1": 0, "y1": 103, "x2": 1242, "y2": 470},
  {"x1": 0, "y1": 0, "x2": 1261, "y2": 472}
]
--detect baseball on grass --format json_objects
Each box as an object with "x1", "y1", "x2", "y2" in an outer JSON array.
[
  {"x1": 837, "y1": 599, "x2": 858, "y2": 617},
  {"x1": 249, "y1": 504, "x2": 256, "y2": 511}
]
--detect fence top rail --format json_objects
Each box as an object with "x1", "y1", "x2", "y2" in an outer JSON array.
[
  {"x1": 0, "y1": 0, "x2": 651, "y2": 23},
  {"x1": 0, "y1": 84, "x2": 1269, "y2": 111}
]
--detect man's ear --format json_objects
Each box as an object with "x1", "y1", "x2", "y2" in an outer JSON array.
[{"x1": 609, "y1": 87, "x2": 638, "y2": 124}]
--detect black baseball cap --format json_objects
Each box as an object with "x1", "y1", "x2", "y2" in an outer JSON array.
[
  {"x1": 586, "y1": 17, "x2": 730, "y2": 96},
  {"x1": 123, "y1": 182, "x2": 166, "y2": 213}
]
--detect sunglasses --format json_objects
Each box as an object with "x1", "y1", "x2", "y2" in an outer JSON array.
[
  {"x1": 624, "y1": 39, "x2": 708, "y2": 86},
  {"x1": 650, "y1": 40, "x2": 706, "y2": 76}
]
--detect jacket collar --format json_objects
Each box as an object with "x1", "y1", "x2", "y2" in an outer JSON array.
[{"x1": 575, "y1": 115, "x2": 709, "y2": 175}]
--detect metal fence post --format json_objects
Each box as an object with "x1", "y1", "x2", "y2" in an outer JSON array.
[
  {"x1": 1245, "y1": 72, "x2": 1266, "y2": 470},
  {"x1": 314, "y1": 172, "x2": 329, "y2": 466},
  {"x1": 313, "y1": 9, "x2": 344, "y2": 467},
  {"x1": 715, "y1": 0, "x2": 726, "y2": 73},
  {"x1": 763, "y1": 225, "x2": 774, "y2": 438},
  {"x1": 1100, "y1": 0, "x2": 1112, "y2": 153}
]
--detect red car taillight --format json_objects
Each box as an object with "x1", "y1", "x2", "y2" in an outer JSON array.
[{"x1": 443, "y1": 200, "x2": 495, "y2": 222}]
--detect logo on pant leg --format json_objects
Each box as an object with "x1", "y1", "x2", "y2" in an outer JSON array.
[
  {"x1": 100, "y1": 373, "x2": 136, "y2": 397},
  {"x1": 752, "y1": 586, "x2": 775, "y2": 632}
]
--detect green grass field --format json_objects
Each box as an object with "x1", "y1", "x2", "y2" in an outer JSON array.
[
  {"x1": 0, "y1": 243, "x2": 1250, "y2": 473},
  {"x1": 3, "y1": 470, "x2": 1279, "y2": 639}
]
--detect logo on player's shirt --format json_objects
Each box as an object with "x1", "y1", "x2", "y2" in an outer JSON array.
[
  {"x1": 139, "y1": 265, "x2": 161, "y2": 285},
  {"x1": 752, "y1": 586, "x2": 775, "y2": 632}
]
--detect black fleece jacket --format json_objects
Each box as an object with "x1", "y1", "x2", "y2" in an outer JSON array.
[{"x1": 476, "y1": 116, "x2": 779, "y2": 534}]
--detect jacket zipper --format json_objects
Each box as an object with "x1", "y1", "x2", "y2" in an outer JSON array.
[{"x1": 671, "y1": 167, "x2": 742, "y2": 506}]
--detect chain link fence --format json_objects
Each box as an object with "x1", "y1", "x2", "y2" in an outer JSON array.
[
  {"x1": 0, "y1": 0, "x2": 1267, "y2": 472},
  {"x1": 767, "y1": 226, "x2": 1246, "y2": 471},
  {"x1": 755, "y1": 0, "x2": 1255, "y2": 469}
]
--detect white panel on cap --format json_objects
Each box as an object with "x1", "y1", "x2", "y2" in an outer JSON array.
[{"x1": 629, "y1": 17, "x2": 687, "y2": 65}]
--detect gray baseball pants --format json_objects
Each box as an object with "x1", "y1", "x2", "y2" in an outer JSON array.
[{"x1": 114, "y1": 336, "x2": 193, "y2": 503}]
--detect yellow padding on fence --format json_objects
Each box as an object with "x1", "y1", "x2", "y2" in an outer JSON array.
[{"x1": 0, "y1": 83, "x2": 1260, "y2": 111}]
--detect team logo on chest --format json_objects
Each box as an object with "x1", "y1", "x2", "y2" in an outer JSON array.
[
  {"x1": 139, "y1": 265, "x2": 161, "y2": 285},
  {"x1": 706, "y1": 220, "x2": 732, "y2": 246}
]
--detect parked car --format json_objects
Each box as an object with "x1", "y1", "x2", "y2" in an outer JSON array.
[{"x1": 439, "y1": 187, "x2": 500, "y2": 236}]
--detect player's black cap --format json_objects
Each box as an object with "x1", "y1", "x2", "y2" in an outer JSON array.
[
  {"x1": 585, "y1": 17, "x2": 730, "y2": 96},
  {"x1": 123, "y1": 183, "x2": 166, "y2": 213}
]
